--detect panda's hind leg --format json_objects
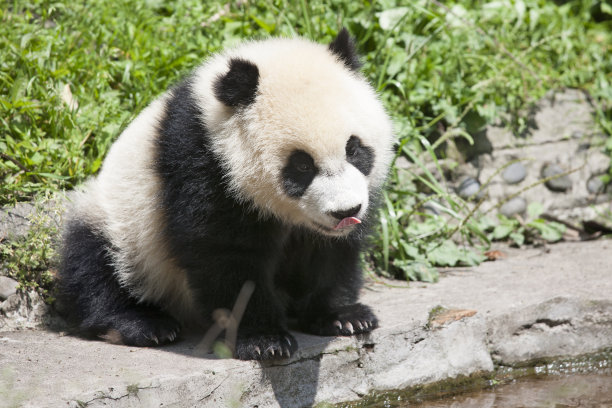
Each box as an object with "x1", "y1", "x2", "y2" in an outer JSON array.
[{"x1": 58, "y1": 218, "x2": 180, "y2": 346}]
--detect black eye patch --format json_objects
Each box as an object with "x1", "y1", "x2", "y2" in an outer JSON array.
[
  {"x1": 282, "y1": 150, "x2": 318, "y2": 198},
  {"x1": 346, "y1": 135, "x2": 374, "y2": 176}
]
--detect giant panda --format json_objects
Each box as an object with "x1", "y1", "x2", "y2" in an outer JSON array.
[{"x1": 58, "y1": 28, "x2": 394, "y2": 360}]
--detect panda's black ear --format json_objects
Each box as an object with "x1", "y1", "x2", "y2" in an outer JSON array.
[
  {"x1": 328, "y1": 28, "x2": 362, "y2": 72},
  {"x1": 214, "y1": 58, "x2": 260, "y2": 107}
]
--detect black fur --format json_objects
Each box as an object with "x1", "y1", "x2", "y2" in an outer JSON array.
[
  {"x1": 57, "y1": 219, "x2": 180, "y2": 346},
  {"x1": 281, "y1": 150, "x2": 318, "y2": 198},
  {"x1": 328, "y1": 28, "x2": 362, "y2": 72},
  {"x1": 346, "y1": 135, "x2": 375, "y2": 176},
  {"x1": 214, "y1": 58, "x2": 259, "y2": 107}
]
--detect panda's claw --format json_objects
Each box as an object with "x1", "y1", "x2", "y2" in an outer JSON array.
[
  {"x1": 301, "y1": 303, "x2": 379, "y2": 337},
  {"x1": 235, "y1": 332, "x2": 297, "y2": 361}
]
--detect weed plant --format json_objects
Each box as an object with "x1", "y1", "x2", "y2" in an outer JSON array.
[
  {"x1": 1, "y1": 0, "x2": 610, "y2": 283},
  {"x1": 0, "y1": 193, "x2": 61, "y2": 299}
]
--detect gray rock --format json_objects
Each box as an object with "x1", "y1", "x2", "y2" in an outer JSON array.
[
  {"x1": 502, "y1": 162, "x2": 527, "y2": 184},
  {"x1": 500, "y1": 197, "x2": 527, "y2": 217},
  {"x1": 586, "y1": 175, "x2": 605, "y2": 195},
  {"x1": 0, "y1": 196, "x2": 65, "y2": 241},
  {"x1": 0, "y1": 202, "x2": 35, "y2": 240},
  {"x1": 457, "y1": 177, "x2": 481, "y2": 200},
  {"x1": 0, "y1": 290, "x2": 61, "y2": 331},
  {"x1": 0, "y1": 276, "x2": 19, "y2": 301},
  {"x1": 422, "y1": 201, "x2": 440, "y2": 215},
  {"x1": 528, "y1": 89, "x2": 596, "y2": 145},
  {"x1": 541, "y1": 163, "x2": 572, "y2": 192}
]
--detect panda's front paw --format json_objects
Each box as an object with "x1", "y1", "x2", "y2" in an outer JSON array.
[
  {"x1": 301, "y1": 303, "x2": 378, "y2": 336},
  {"x1": 235, "y1": 331, "x2": 297, "y2": 360}
]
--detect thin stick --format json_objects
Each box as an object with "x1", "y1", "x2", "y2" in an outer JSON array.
[{"x1": 1, "y1": 153, "x2": 42, "y2": 182}]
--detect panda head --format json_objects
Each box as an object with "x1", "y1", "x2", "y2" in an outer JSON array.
[{"x1": 194, "y1": 29, "x2": 394, "y2": 237}]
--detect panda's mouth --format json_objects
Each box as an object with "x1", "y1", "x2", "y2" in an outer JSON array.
[{"x1": 311, "y1": 217, "x2": 361, "y2": 236}]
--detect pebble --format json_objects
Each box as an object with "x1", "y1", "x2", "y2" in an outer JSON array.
[
  {"x1": 0, "y1": 276, "x2": 19, "y2": 301},
  {"x1": 586, "y1": 175, "x2": 605, "y2": 194},
  {"x1": 502, "y1": 162, "x2": 527, "y2": 184},
  {"x1": 457, "y1": 177, "x2": 481, "y2": 200},
  {"x1": 541, "y1": 164, "x2": 572, "y2": 192},
  {"x1": 422, "y1": 201, "x2": 440, "y2": 215},
  {"x1": 500, "y1": 197, "x2": 527, "y2": 217}
]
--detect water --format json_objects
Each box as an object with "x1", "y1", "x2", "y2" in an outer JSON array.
[
  {"x1": 413, "y1": 374, "x2": 612, "y2": 407},
  {"x1": 352, "y1": 351, "x2": 612, "y2": 408}
]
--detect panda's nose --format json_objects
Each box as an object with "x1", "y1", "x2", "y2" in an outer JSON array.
[{"x1": 329, "y1": 204, "x2": 362, "y2": 221}]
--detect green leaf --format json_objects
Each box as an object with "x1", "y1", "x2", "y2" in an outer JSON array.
[
  {"x1": 35, "y1": 172, "x2": 70, "y2": 180},
  {"x1": 492, "y1": 223, "x2": 514, "y2": 240},
  {"x1": 400, "y1": 241, "x2": 426, "y2": 262},
  {"x1": 427, "y1": 240, "x2": 461, "y2": 267},
  {"x1": 606, "y1": 136, "x2": 612, "y2": 152},
  {"x1": 393, "y1": 259, "x2": 439, "y2": 283},
  {"x1": 509, "y1": 231, "x2": 525, "y2": 246},
  {"x1": 529, "y1": 219, "x2": 565, "y2": 242},
  {"x1": 527, "y1": 202, "x2": 544, "y2": 219},
  {"x1": 458, "y1": 248, "x2": 487, "y2": 266},
  {"x1": 212, "y1": 341, "x2": 233, "y2": 359}
]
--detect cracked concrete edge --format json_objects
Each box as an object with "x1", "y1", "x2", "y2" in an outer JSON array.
[
  {"x1": 54, "y1": 296, "x2": 612, "y2": 408},
  {"x1": 488, "y1": 296, "x2": 612, "y2": 365}
]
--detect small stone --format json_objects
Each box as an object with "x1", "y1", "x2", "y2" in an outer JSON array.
[
  {"x1": 576, "y1": 142, "x2": 591, "y2": 152},
  {"x1": 541, "y1": 164, "x2": 572, "y2": 192},
  {"x1": 423, "y1": 200, "x2": 440, "y2": 215},
  {"x1": 457, "y1": 177, "x2": 481, "y2": 200},
  {"x1": 0, "y1": 276, "x2": 19, "y2": 301},
  {"x1": 502, "y1": 162, "x2": 527, "y2": 185},
  {"x1": 586, "y1": 175, "x2": 605, "y2": 195},
  {"x1": 500, "y1": 197, "x2": 527, "y2": 217}
]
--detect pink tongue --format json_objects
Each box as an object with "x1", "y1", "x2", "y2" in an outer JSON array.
[{"x1": 334, "y1": 216, "x2": 362, "y2": 230}]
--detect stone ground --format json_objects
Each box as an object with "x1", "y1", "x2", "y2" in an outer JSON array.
[
  {"x1": 1, "y1": 239, "x2": 611, "y2": 408},
  {"x1": 396, "y1": 88, "x2": 612, "y2": 225}
]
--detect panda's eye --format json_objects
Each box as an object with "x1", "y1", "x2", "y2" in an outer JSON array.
[
  {"x1": 346, "y1": 135, "x2": 360, "y2": 157},
  {"x1": 346, "y1": 135, "x2": 374, "y2": 176},
  {"x1": 282, "y1": 150, "x2": 317, "y2": 198},
  {"x1": 296, "y1": 162, "x2": 312, "y2": 173}
]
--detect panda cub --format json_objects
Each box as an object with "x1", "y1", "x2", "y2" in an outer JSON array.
[{"x1": 58, "y1": 29, "x2": 394, "y2": 360}]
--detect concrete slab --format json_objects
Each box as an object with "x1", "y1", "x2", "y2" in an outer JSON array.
[{"x1": 1, "y1": 239, "x2": 611, "y2": 407}]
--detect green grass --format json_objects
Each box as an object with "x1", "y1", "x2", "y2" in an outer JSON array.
[{"x1": 1, "y1": 0, "x2": 611, "y2": 282}]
